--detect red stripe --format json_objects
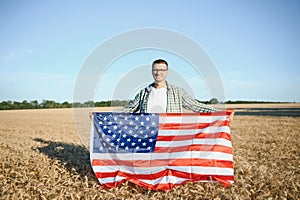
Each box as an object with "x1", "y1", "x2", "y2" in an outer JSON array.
[
  {"x1": 159, "y1": 120, "x2": 230, "y2": 130},
  {"x1": 100, "y1": 176, "x2": 232, "y2": 190},
  {"x1": 92, "y1": 158, "x2": 233, "y2": 168},
  {"x1": 157, "y1": 132, "x2": 231, "y2": 141},
  {"x1": 95, "y1": 170, "x2": 234, "y2": 190},
  {"x1": 95, "y1": 170, "x2": 234, "y2": 183},
  {"x1": 154, "y1": 144, "x2": 232, "y2": 154}
]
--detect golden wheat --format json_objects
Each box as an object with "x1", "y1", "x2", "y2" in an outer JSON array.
[{"x1": 0, "y1": 105, "x2": 299, "y2": 199}]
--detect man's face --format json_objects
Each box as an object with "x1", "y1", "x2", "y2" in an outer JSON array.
[{"x1": 152, "y1": 63, "x2": 168, "y2": 83}]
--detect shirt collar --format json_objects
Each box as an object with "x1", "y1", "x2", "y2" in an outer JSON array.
[{"x1": 146, "y1": 81, "x2": 170, "y2": 92}]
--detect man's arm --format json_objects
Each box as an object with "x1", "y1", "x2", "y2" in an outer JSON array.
[
  {"x1": 122, "y1": 91, "x2": 141, "y2": 113},
  {"x1": 180, "y1": 88, "x2": 219, "y2": 113}
]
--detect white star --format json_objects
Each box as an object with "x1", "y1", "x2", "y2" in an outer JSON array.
[
  {"x1": 151, "y1": 122, "x2": 156, "y2": 126},
  {"x1": 128, "y1": 130, "x2": 133, "y2": 134},
  {"x1": 151, "y1": 130, "x2": 155, "y2": 134},
  {"x1": 146, "y1": 117, "x2": 150, "y2": 121},
  {"x1": 104, "y1": 116, "x2": 108, "y2": 120},
  {"x1": 135, "y1": 116, "x2": 139, "y2": 121},
  {"x1": 149, "y1": 138, "x2": 153, "y2": 142},
  {"x1": 138, "y1": 139, "x2": 142, "y2": 142},
  {"x1": 113, "y1": 125, "x2": 118, "y2": 129},
  {"x1": 146, "y1": 126, "x2": 150, "y2": 130},
  {"x1": 124, "y1": 125, "x2": 128, "y2": 129},
  {"x1": 142, "y1": 142, "x2": 147, "y2": 146},
  {"x1": 122, "y1": 134, "x2": 127, "y2": 138},
  {"x1": 121, "y1": 142, "x2": 125, "y2": 146},
  {"x1": 140, "y1": 121, "x2": 144, "y2": 126},
  {"x1": 116, "y1": 138, "x2": 120, "y2": 142},
  {"x1": 106, "y1": 138, "x2": 110, "y2": 142},
  {"x1": 133, "y1": 134, "x2": 138, "y2": 138},
  {"x1": 112, "y1": 134, "x2": 116, "y2": 138},
  {"x1": 136, "y1": 146, "x2": 140, "y2": 150},
  {"x1": 127, "y1": 138, "x2": 131, "y2": 142},
  {"x1": 129, "y1": 121, "x2": 134, "y2": 125},
  {"x1": 125, "y1": 146, "x2": 129, "y2": 150},
  {"x1": 103, "y1": 125, "x2": 107, "y2": 129},
  {"x1": 144, "y1": 134, "x2": 148, "y2": 138},
  {"x1": 147, "y1": 146, "x2": 151, "y2": 150},
  {"x1": 131, "y1": 142, "x2": 136, "y2": 146}
]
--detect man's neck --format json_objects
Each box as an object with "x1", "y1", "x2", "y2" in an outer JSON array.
[{"x1": 154, "y1": 81, "x2": 167, "y2": 89}]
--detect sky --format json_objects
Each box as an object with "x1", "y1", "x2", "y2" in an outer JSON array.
[{"x1": 1, "y1": 0, "x2": 300, "y2": 103}]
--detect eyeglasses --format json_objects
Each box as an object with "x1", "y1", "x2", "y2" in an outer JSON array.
[{"x1": 152, "y1": 69, "x2": 168, "y2": 72}]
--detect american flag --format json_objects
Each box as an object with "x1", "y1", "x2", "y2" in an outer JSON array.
[{"x1": 90, "y1": 110, "x2": 234, "y2": 190}]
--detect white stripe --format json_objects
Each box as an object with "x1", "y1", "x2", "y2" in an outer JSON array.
[
  {"x1": 98, "y1": 176, "x2": 234, "y2": 185},
  {"x1": 141, "y1": 175, "x2": 188, "y2": 185},
  {"x1": 156, "y1": 138, "x2": 232, "y2": 148},
  {"x1": 98, "y1": 175, "x2": 126, "y2": 184},
  {"x1": 91, "y1": 151, "x2": 233, "y2": 161},
  {"x1": 158, "y1": 126, "x2": 230, "y2": 136},
  {"x1": 92, "y1": 165, "x2": 234, "y2": 176},
  {"x1": 159, "y1": 115, "x2": 227, "y2": 124},
  {"x1": 139, "y1": 175, "x2": 233, "y2": 185}
]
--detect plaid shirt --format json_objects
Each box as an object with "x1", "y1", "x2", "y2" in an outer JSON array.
[{"x1": 123, "y1": 82, "x2": 218, "y2": 113}]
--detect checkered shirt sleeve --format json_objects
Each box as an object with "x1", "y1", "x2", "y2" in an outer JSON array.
[
  {"x1": 122, "y1": 91, "x2": 142, "y2": 113},
  {"x1": 179, "y1": 87, "x2": 218, "y2": 112}
]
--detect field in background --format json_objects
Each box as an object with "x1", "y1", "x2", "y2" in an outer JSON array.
[{"x1": 0, "y1": 104, "x2": 299, "y2": 199}]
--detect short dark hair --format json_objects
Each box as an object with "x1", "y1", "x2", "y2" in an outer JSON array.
[{"x1": 152, "y1": 59, "x2": 168, "y2": 67}]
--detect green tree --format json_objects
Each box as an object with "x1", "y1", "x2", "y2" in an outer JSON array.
[
  {"x1": 83, "y1": 101, "x2": 94, "y2": 107},
  {"x1": 209, "y1": 98, "x2": 219, "y2": 104},
  {"x1": 30, "y1": 100, "x2": 39, "y2": 109},
  {"x1": 62, "y1": 101, "x2": 71, "y2": 108},
  {"x1": 0, "y1": 101, "x2": 11, "y2": 110}
]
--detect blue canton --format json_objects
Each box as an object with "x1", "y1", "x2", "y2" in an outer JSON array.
[{"x1": 93, "y1": 112, "x2": 159, "y2": 153}]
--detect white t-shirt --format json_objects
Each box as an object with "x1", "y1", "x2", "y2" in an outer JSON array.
[{"x1": 147, "y1": 86, "x2": 167, "y2": 113}]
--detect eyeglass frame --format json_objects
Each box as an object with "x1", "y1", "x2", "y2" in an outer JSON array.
[{"x1": 152, "y1": 68, "x2": 168, "y2": 72}]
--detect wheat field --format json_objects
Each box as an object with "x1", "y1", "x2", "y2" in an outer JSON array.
[{"x1": 0, "y1": 104, "x2": 299, "y2": 199}]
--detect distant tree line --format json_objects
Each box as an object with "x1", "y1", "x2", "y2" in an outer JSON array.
[
  {"x1": 0, "y1": 98, "x2": 293, "y2": 110},
  {"x1": 0, "y1": 100, "x2": 129, "y2": 110},
  {"x1": 0, "y1": 100, "x2": 72, "y2": 110},
  {"x1": 73, "y1": 100, "x2": 129, "y2": 108},
  {"x1": 225, "y1": 100, "x2": 291, "y2": 104}
]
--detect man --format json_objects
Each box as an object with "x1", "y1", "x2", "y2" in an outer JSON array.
[{"x1": 123, "y1": 59, "x2": 220, "y2": 114}]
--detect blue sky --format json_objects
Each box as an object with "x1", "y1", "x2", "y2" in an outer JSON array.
[{"x1": 1, "y1": 0, "x2": 299, "y2": 102}]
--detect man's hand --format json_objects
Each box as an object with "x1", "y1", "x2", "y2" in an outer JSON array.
[{"x1": 228, "y1": 111, "x2": 234, "y2": 121}]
